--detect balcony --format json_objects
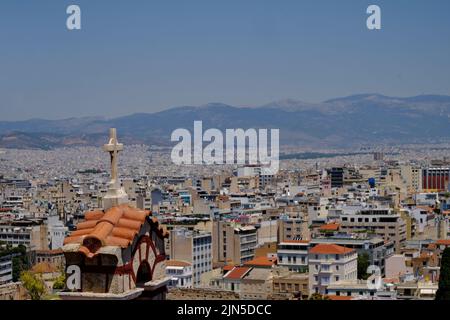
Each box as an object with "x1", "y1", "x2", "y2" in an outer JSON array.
[{"x1": 318, "y1": 268, "x2": 333, "y2": 274}]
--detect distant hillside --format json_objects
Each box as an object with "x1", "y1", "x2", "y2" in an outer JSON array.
[{"x1": 1, "y1": 94, "x2": 450, "y2": 149}]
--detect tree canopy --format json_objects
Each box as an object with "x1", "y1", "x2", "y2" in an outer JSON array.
[
  {"x1": 436, "y1": 247, "x2": 450, "y2": 300},
  {"x1": 357, "y1": 252, "x2": 370, "y2": 280},
  {"x1": 20, "y1": 271, "x2": 46, "y2": 300}
]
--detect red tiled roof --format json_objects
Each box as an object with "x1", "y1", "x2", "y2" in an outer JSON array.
[
  {"x1": 319, "y1": 223, "x2": 340, "y2": 231},
  {"x1": 309, "y1": 244, "x2": 355, "y2": 255},
  {"x1": 63, "y1": 204, "x2": 168, "y2": 258},
  {"x1": 326, "y1": 295, "x2": 353, "y2": 301},
  {"x1": 166, "y1": 260, "x2": 191, "y2": 267},
  {"x1": 224, "y1": 267, "x2": 251, "y2": 280},
  {"x1": 436, "y1": 239, "x2": 450, "y2": 246},
  {"x1": 244, "y1": 256, "x2": 277, "y2": 267},
  {"x1": 223, "y1": 265, "x2": 235, "y2": 271}
]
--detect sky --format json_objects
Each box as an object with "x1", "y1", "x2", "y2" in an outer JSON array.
[{"x1": 1, "y1": 0, "x2": 450, "y2": 120}]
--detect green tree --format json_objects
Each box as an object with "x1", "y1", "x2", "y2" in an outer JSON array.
[
  {"x1": 20, "y1": 271, "x2": 46, "y2": 300},
  {"x1": 357, "y1": 253, "x2": 370, "y2": 280},
  {"x1": 309, "y1": 293, "x2": 330, "y2": 300},
  {"x1": 52, "y1": 273, "x2": 66, "y2": 290},
  {"x1": 436, "y1": 247, "x2": 450, "y2": 300}
]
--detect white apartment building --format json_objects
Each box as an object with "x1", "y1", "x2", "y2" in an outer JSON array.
[
  {"x1": 277, "y1": 240, "x2": 309, "y2": 272},
  {"x1": 166, "y1": 260, "x2": 193, "y2": 288},
  {"x1": 308, "y1": 244, "x2": 358, "y2": 295},
  {"x1": 47, "y1": 215, "x2": 68, "y2": 250}
]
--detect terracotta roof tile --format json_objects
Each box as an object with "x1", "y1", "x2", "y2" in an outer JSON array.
[
  {"x1": 326, "y1": 295, "x2": 353, "y2": 301},
  {"x1": 243, "y1": 256, "x2": 277, "y2": 267},
  {"x1": 436, "y1": 239, "x2": 450, "y2": 246},
  {"x1": 223, "y1": 265, "x2": 235, "y2": 271},
  {"x1": 166, "y1": 260, "x2": 191, "y2": 267},
  {"x1": 309, "y1": 244, "x2": 355, "y2": 255},
  {"x1": 224, "y1": 267, "x2": 251, "y2": 280},
  {"x1": 63, "y1": 204, "x2": 168, "y2": 258},
  {"x1": 319, "y1": 223, "x2": 340, "y2": 231}
]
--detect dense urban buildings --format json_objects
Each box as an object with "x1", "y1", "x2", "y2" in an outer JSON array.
[{"x1": 2, "y1": 134, "x2": 450, "y2": 300}]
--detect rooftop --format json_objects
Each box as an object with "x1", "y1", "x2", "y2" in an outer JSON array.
[
  {"x1": 166, "y1": 260, "x2": 191, "y2": 267},
  {"x1": 319, "y1": 223, "x2": 340, "y2": 231},
  {"x1": 63, "y1": 204, "x2": 167, "y2": 258},
  {"x1": 243, "y1": 256, "x2": 277, "y2": 267},
  {"x1": 224, "y1": 267, "x2": 251, "y2": 280},
  {"x1": 309, "y1": 244, "x2": 355, "y2": 255}
]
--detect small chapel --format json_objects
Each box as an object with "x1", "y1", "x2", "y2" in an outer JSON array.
[{"x1": 59, "y1": 129, "x2": 169, "y2": 300}]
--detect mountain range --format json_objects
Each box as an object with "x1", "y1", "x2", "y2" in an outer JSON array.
[{"x1": 2, "y1": 94, "x2": 450, "y2": 149}]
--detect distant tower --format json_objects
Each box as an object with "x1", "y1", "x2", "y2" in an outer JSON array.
[
  {"x1": 102, "y1": 128, "x2": 129, "y2": 210},
  {"x1": 437, "y1": 215, "x2": 449, "y2": 240}
]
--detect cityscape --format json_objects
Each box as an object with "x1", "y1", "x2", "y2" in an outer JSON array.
[
  {"x1": 2, "y1": 127, "x2": 450, "y2": 301},
  {"x1": 1, "y1": 0, "x2": 450, "y2": 310}
]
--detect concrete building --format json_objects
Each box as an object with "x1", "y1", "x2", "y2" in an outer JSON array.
[
  {"x1": 311, "y1": 237, "x2": 395, "y2": 276},
  {"x1": 240, "y1": 268, "x2": 273, "y2": 300},
  {"x1": 308, "y1": 244, "x2": 358, "y2": 295},
  {"x1": 277, "y1": 240, "x2": 309, "y2": 272},
  {"x1": 272, "y1": 268, "x2": 309, "y2": 299},
  {"x1": 0, "y1": 255, "x2": 13, "y2": 285},
  {"x1": 277, "y1": 216, "x2": 309, "y2": 242},
  {"x1": 329, "y1": 168, "x2": 344, "y2": 188},
  {"x1": 169, "y1": 228, "x2": 212, "y2": 286},
  {"x1": 400, "y1": 165, "x2": 422, "y2": 193},
  {"x1": 326, "y1": 280, "x2": 380, "y2": 298},
  {"x1": 166, "y1": 260, "x2": 193, "y2": 288},
  {"x1": 422, "y1": 167, "x2": 450, "y2": 192},
  {"x1": 47, "y1": 215, "x2": 68, "y2": 250},
  {"x1": 212, "y1": 221, "x2": 257, "y2": 266},
  {"x1": 339, "y1": 208, "x2": 407, "y2": 252},
  {"x1": 0, "y1": 221, "x2": 49, "y2": 250},
  {"x1": 32, "y1": 249, "x2": 65, "y2": 270}
]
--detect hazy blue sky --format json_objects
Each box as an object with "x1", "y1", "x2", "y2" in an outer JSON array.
[{"x1": 1, "y1": 0, "x2": 450, "y2": 120}]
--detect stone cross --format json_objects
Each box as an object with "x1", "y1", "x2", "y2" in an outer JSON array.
[{"x1": 103, "y1": 128, "x2": 123, "y2": 188}]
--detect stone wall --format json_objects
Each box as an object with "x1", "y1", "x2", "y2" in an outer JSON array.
[
  {"x1": 0, "y1": 282, "x2": 28, "y2": 300},
  {"x1": 167, "y1": 288, "x2": 239, "y2": 300}
]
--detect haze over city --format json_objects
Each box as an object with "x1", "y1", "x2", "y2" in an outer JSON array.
[{"x1": 1, "y1": 0, "x2": 450, "y2": 120}]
